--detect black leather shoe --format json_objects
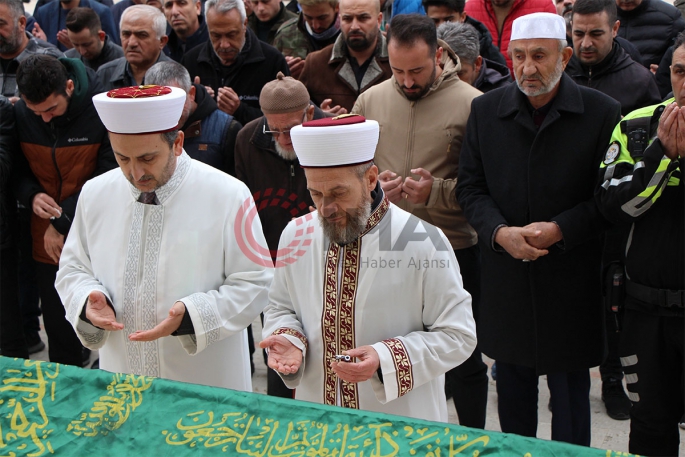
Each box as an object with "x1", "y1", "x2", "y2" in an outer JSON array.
[{"x1": 602, "y1": 378, "x2": 631, "y2": 420}]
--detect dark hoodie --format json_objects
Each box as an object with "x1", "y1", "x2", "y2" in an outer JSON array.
[
  {"x1": 13, "y1": 58, "x2": 116, "y2": 264},
  {"x1": 181, "y1": 83, "x2": 242, "y2": 176},
  {"x1": 565, "y1": 41, "x2": 661, "y2": 116},
  {"x1": 473, "y1": 58, "x2": 511, "y2": 93}
]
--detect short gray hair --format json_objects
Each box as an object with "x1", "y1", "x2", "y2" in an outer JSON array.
[
  {"x1": 437, "y1": 21, "x2": 479, "y2": 65},
  {"x1": 351, "y1": 161, "x2": 374, "y2": 181},
  {"x1": 145, "y1": 61, "x2": 192, "y2": 92},
  {"x1": 161, "y1": 129, "x2": 180, "y2": 148},
  {"x1": 0, "y1": 0, "x2": 24, "y2": 23},
  {"x1": 121, "y1": 4, "x2": 168, "y2": 40},
  {"x1": 205, "y1": 0, "x2": 246, "y2": 21}
]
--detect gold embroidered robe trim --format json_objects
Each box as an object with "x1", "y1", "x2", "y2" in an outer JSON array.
[
  {"x1": 382, "y1": 338, "x2": 414, "y2": 398},
  {"x1": 321, "y1": 197, "x2": 390, "y2": 408},
  {"x1": 273, "y1": 328, "x2": 309, "y2": 349}
]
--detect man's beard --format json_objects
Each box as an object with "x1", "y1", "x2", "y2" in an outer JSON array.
[
  {"x1": 345, "y1": 30, "x2": 375, "y2": 52},
  {"x1": 0, "y1": 27, "x2": 22, "y2": 55},
  {"x1": 274, "y1": 142, "x2": 297, "y2": 161},
  {"x1": 401, "y1": 64, "x2": 437, "y2": 101},
  {"x1": 319, "y1": 190, "x2": 372, "y2": 245},
  {"x1": 515, "y1": 57, "x2": 564, "y2": 97}
]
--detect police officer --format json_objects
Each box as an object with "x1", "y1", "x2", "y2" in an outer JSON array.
[{"x1": 595, "y1": 31, "x2": 685, "y2": 457}]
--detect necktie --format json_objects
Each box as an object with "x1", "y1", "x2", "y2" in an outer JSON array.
[{"x1": 138, "y1": 192, "x2": 158, "y2": 205}]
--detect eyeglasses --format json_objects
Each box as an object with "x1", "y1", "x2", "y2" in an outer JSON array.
[{"x1": 263, "y1": 112, "x2": 308, "y2": 138}]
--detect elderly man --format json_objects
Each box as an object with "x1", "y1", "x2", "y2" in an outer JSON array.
[
  {"x1": 260, "y1": 116, "x2": 476, "y2": 421},
  {"x1": 566, "y1": 0, "x2": 659, "y2": 116},
  {"x1": 14, "y1": 54, "x2": 116, "y2": 367},
  {"x1": 65, "y1": 7, "x2": 124, "y2": 71},
  {"x1": 273, "y1": 0, "x2": 341, "y2": 79},
  {"x1": 181, "y1": 0, "x2": 289, "y2": 125},
  {"x1": 55, "y1": 84, "x2": 272, "y2": 389},
  {"x1": 96, "y1": 5, "x2": 171, "y2": 89},
  {"x1": 352, "y1": 14, "x2": 486, "y2": 428},
  {"x1": 456, "y1": 13, "x2": 620, "y2": 445},
  {"x1": 437, "y1": 21, "x2": 511, "y2": 92},
  {"x1": 464, "y1": 0, "x2": 556, "y2": 74},
  {"x1": 260, "y1": 114, "x2": 477, "y2": 421},
  {"x1": 298, "y1": 0, "x2": 392, "y2": 113},
  {"x1": 595, "y1": 32, "x2": 685, "y2": 457},
  {"x1": 247, "y1": 0, "x2": 296, "y2": 44},
  {"x1": 145, "y1": 61, "x2": 242, "y2": 175},
  {"x1": 0, "y1": 0, "x2": 62, "y2": 101},
  {"x1": 163, "y1": 0, "x2": 208, "y2": 62},
  {"x1": 235, "y1": 72, "x2": 319, "y2": 398}
]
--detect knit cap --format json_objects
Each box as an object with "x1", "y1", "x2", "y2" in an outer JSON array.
[{"x1": 259, "y1": 72, "x2": 310, "y2": 114}]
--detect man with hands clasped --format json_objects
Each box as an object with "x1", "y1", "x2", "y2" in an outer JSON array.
[{"x1": 457, "y1": 13, "x2": 620, "y2": 446}]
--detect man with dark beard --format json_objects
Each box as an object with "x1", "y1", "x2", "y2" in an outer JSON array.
[
  {"x1": 260, "y1": 114, "x2": 476, "y2": 421},
  {"x1": 298, "y1": 0, "x2": 392, "y2": 112},
  {"x1": 352, "y1": 13, "x2": 486, "y2": 430},
  {"x1": 456, "y1": 13, "x2": 620, "y2": 446},
  {"x1": 0, "y1": 0, "x2": 62, "y2": 102}
]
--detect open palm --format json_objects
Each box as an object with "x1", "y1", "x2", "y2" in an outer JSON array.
[{"x1": 260, "y1": 335, "x2": 303, "y2": 375}]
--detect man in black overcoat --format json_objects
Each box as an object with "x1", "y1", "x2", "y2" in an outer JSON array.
[{"x1": 456, "y1": 12, "x2": 620, "y2": 446}]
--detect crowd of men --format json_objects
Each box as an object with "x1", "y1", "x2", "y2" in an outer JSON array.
[{"x1": 1, "y1": 0, "x2": 684, "y2": 453}]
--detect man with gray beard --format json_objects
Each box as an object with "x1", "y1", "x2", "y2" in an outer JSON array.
[
  {"x1": 260, "y1": 114, "x2": 476, "y2": 421},
  {"x1": 234, "y1": 72, "x2": 317, "y2": 398},
  {"x1": 456, "y1": 13, "x2": 620, "y2": 446}
]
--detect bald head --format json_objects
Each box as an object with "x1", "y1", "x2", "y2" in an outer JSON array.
[
  {"x1": 340, "y1": 0, "x2": 380, "y2": 16},
  {"x1": 339, "y1": 0, "x2": 382, "y2": 53}
]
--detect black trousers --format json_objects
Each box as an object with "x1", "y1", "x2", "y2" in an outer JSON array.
[
  {"x1": 0, "y1": 243, "x2": 28, "y2": 358},
  {"x1": 35, "y1": 262, "x2": 84, "y2": 366},
  {"x1": 257, "y1": 313, "x2": 293, "y2": 398},
  {"x1": 444, "y1": 245, "x2": 488, "y2": 429},
  {"x1": 18, "y1": 207, "x2": 41, "y2": 344},
  {"x1": 496, "y1": 361, "x2": 591, "y2": 446},
  {"x1": 621, "y1": 305, "x2": 683, "y2": 456}
]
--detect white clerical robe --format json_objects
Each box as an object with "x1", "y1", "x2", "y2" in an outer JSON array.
[
  {"x1": 56, "y1": 152, "x2": 272, "y2": 390},
  {"x1": 262, "y1": 196, "x2": 477, "y2": 421}
]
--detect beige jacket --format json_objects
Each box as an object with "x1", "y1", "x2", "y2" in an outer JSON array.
[{"x1": 352, "y1": 43, "x2": 482, "y2": 250}]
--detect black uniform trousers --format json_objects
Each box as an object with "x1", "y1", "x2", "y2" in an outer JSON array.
[
  {"x1": 0, "y1": 242, "x2": 28, "y2": 358},
  {"x1": 35, "y1": 262, "x2": 85, "y2": 366},
  {"x1": 620, "y1": 302, "x2": 683, "y2": 457},
  {"x1": 496, "y1": 361, "x2": 591, "y2": 446},
  {"x1": 444, "y1": 244, "x2": 489, "y2": 429}
]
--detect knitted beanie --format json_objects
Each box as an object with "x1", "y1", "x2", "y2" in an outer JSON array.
[{"x1": 259, "y1": 72, "x2": 310, "y2": 114}]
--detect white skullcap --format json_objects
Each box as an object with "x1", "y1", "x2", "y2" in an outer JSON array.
[
  {"x1": 92, "y1": 85, "x2": 186, "y2": 134},
  {"x1": 291, "y1": 115, "x2": 379, "y2": 167},
  {"x1": 510, "y1": 13, "x2": 566, "y2": 41}
]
